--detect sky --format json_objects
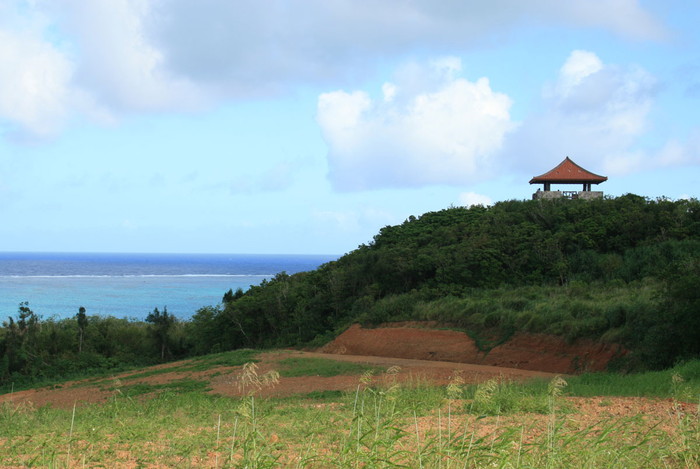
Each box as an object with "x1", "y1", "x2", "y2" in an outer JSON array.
[{"x1": 0, "y1": 0, "x2": 699, "y2": 255}]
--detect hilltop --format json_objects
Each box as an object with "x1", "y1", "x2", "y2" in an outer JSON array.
[{"x1": 203, "y1": 194, "x2": 700, "y2": 370}]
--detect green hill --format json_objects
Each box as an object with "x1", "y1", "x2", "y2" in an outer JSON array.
[
  {"x1": 197, "y1": 194, "x2": 700, "y2": 370},
  {"x1": 2, "y1": 194, "x2": 699, "y2": 389}
]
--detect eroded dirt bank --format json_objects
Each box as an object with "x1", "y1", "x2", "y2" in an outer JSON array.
[
  {"x1": 0, "y1": 324, "x2": 624, "y2": 409},
  {"x1": 320, "y1": 323, "x2": 625, "y2": 374}
]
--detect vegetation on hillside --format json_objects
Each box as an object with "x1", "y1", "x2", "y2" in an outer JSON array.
[
  {"x1": 197, "y1": 194, "x2": 700, "y2": 369},
  {"x1": 1, "y1": 194, "x2": 699, "y2": 387}
]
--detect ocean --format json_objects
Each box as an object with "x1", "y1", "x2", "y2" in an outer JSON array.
[{"x1": 0, "y1": 252, "x2": 337, "y2": 320}]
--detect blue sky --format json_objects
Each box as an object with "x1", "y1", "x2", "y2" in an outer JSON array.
[{"x1": 0, "y1": 1, "x2": 698, "y2": 255}]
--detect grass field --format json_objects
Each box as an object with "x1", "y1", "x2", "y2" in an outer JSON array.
[{"x1": 1, "y1": 352, "x2": 698, "y2": 468}]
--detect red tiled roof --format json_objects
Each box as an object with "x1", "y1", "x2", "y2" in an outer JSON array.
[{"x1": 529, "y1": 157, "x2": 607, "y2": 184}]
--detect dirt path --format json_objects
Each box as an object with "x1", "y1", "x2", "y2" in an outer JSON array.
[
  {"x1": 0, "y1": 350, "x2": 561, "y2": 410},
  {"x1": 212, "y1": 350, "x2": 561, "y2": 398},
  {"x1": 0, "y1": 323, "x2": 628, "y2": 410}
]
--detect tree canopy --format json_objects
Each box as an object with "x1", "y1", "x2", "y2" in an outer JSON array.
[{"x1": 201, "y1": 195, "x2": 700, "y2": 368}]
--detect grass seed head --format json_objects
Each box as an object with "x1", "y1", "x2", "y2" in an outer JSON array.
[
  {"x1": 548, "y1": 375, "x2": 568, "y2": 398},
  {"x1": 359, "y1": 369, "x2": 374, "y2": 386},
  {"x1": 237, "y1": 362, "x2": 280, "y2": 395},
  {"x1": 474, "y1": 378, "x2": 500, "y2": 408},
  {"x1": 447, "y1": 370, "x2": 465, "y2": 400}
]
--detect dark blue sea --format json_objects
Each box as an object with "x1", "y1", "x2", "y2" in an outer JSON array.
[{"x1": 0, "y1": 253, "x2": 337, "y2": 320}]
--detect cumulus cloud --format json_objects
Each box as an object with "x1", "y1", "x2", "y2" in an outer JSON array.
[
  {"x1": 554, "y1": 50, "x2": 604, "y2": 96},
  {"x1": 149, "y1": 0, "x2": 665, "y2": 93},
  {"x1": 318, "y1": 59, "x2": 515, "y2": 190},
  {"x1": 505, "y1": 50, "x2": 658, "y2": 175},
  {"x1": 505, "y1": 49, "x2": 700, "y2": 180},
  {"x1": 55, "y1": 0, "x2": 204, "y2": 113},
  {"x1": 0, "y1": 0, "x2": 667, "y2": 139},
  {"x1": 0, "y1": 0, "x2": 212, "y2": 141},
  {"x1": 0, "y1": 13, "x2": 75, "y2": 138},
  {"x1": 0, "y1": 0, "x2": 202, "y2": 140}
]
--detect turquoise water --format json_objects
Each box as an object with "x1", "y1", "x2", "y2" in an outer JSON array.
[{"x1": 0, "y1": 253, "x2": 337, "y2": 320}]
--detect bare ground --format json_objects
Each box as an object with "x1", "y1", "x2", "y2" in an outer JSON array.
[
  {"x1": 0, "y1": 324, "x2": 656, "y2": 417},
  {"x1": 322, "y1": 323, "x2": 625, "y2": 373}
]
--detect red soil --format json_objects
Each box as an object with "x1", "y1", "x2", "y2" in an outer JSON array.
[
  {"x1": 0, "y1": 323, "x2": 625, "y2": 410},
  {"x1": 321, "y1": 323, "x2": 625, "y2": 374}
]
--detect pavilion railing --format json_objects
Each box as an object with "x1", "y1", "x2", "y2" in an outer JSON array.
[{"x1": 533, "y1": 190, "x2": 604, "y2": 200}]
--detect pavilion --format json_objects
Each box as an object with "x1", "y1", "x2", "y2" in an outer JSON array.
[{"x1": 530, "y1": 157, "x2": 607, "y2": 200}]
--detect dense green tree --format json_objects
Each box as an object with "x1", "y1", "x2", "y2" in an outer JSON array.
[
  {"x1": 208, "y1": 195, "x2": 700, "y2": 366},
  {"x1": 189, "y1": 306, "x2": 228, "y2": 354},
  {"x1": 76, "y1": 306, "x2": 88, "y2": 354},
  {"x1": 630, "y1": 255, "x2": 700, "y2": 369},
  {"x1": 146, "y1": 307, "x2": 175, "y2": 360},
  {"x1": 222, "y1": 288, "x2": 244, "y2": 304}
]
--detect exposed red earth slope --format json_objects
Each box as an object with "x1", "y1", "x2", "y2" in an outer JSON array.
[
  {"x1": 321, "y1": 323, "x2": 625, "y2": 374},
  {"x1": 0, "y1": 323, "x2": 624, "y2": 409}
]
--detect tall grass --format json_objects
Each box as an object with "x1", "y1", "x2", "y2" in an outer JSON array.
[
  {"x1": 567, "y1": 359, "x2": 700, "y2": 398},
  {"x1": 364, "y1": 279, "x2": 661, "y2": 354},
  {"x1": 425, "y1": 280, "x2": 657, "y2": 332},
  {"x1": 1, "y1": 361, "x2": 698, "y2": 467}
]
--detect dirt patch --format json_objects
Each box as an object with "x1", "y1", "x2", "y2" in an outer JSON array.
[
  {"x1": 0, "y1": 350, "x2": 560, "y2": 410},
  {"x1": 0, "y1": 324, "x2": 624, "y2": 409},
  {"x1": 210, "y1": 350, "x2": 560, "y2": 398},
  {"x1": 321, "y1": 323, "x2": 625, "y2": 373}
]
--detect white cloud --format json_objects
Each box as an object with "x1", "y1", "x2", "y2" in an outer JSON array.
[
  {"x1": 0, "y1": 0, "x2": 202, "y2": 139},
  {"x1": 505, "y1": 50, "x2": 658, "y2": 175},
  {"x1": 0, "y1": 0, "x2": 668, "y2": 139},
  {"x1": 149, "y1": 0, "x2": 666, "y2": 94},
  {"x1": 555, "y1": 50, "x2": 603, "y2": 97},
  {"x1": 56, "y1": 0, "x2": 203, "y2": 113},
  {"x1": 0, "y1": 23, "x2": 74, "y2": 138},
  {"x1": 458, "y1": 192, "x2": 492, "y2": 207},
  {"x1": 382, "y1": 83, "x2": 397, "y2": 103},
  {"x1": 318, "y1": 59, "x2": 515, "y2": 190},
  {"x1": 505, "y1": 50, "x2": 700, "y2": 180},
  {"x1": 560, "y1": 0, "x2": 668, "y2": 41}
]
